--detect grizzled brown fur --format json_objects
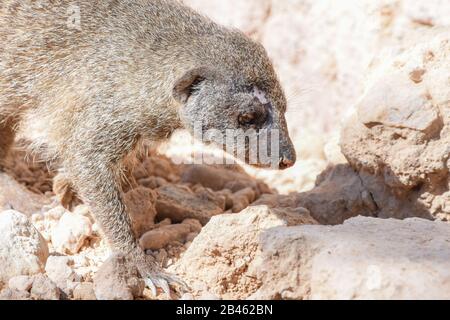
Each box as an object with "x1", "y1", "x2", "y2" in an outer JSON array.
[{"x1": 0, "y1": 0, "x2": 296, "y2": 292}]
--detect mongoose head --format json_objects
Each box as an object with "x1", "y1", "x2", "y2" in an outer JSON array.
[{"x1": 173, "y1": 34, "x2": 296, "y2": 170}]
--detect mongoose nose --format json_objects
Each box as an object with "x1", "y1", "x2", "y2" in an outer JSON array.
[{"x1": 279, "y1": 157, "x2": 295, "y2": 170}]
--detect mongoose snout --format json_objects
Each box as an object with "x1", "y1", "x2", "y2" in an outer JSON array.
[{"x1": 0, "y1": 0, "x2": 297, "y2": 295}]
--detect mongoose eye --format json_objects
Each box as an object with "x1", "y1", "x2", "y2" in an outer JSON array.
[
  {"x1": 238, "y1": 112, "x2": 257, "y2": 126},
  {"x1": 188, "y1": 76, "x2": 205, "y2": 95}
]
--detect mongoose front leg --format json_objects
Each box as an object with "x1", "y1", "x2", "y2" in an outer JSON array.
[{"x1": 65, "y1": 156, "x2": 186, "y2": 296}]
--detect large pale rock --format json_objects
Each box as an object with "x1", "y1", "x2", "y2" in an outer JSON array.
[
  {"x1": 93, "y1": 253, "x2": 145, "y2": 300},
  {"x1": 251, "y1": 217, "x2": 450, "y2": 300},
  {"x1": 357, "y1": 75, "x2": 440, "y2": 132},
  {"x1": 73, "y1": 282, "x2": 96, "y2": 300},
  {"x1": 341, "y1": 30, "x2": 450, "y2": 221},
  {"x1": 8, "y1": 275, "x2": 34, "y2": 292},
  {"x1": 0, "y1": 173, "x2": 50, "y2": 216},
  {"x1": 175, "y1": 208, "x2": 450, "y2": 300},
  {"x1": 32, "y1": 206, "x2": 66, "y2": 243},
  {"x1": 0, "y1": 288, "x2": 31, "y2": 300},
  {"x1": 51, "y1": 210, "x2": 92, "y2": 254},
  {"x1": 171, "y1": 205, "x2": 317, "y2": 299},
  {"x1": 0, "y1": 210, "x2": 49, "y2": 284},
  {"x1": 30, "y1": 274, "x2": 60, "y2": 300},
  {"x1": 45, "y1": 256, "x2": 81, "y2": 296}
]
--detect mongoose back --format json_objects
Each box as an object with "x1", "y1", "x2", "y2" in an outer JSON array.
[{"x1": 0, "y1": 0, "x2": 296, "y2": 293}]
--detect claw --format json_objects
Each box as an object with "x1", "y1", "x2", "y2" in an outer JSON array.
[
  {"x1": 144, "y1": 273, "x2": 190, "y2": 298},
  {"x1": 145, "y1": 278, "x2": 157, "y2": 297},
  {"x1": 167, "y1": 275, "x2": 190, "y2": 293},
  {"x1": 157, "y1": 278, "x2": 171, "y2": 296}
]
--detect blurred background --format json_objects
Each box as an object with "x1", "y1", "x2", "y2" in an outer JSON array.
[{"x1": 159, "y1": 0, "x2": 450, "y2": 193}]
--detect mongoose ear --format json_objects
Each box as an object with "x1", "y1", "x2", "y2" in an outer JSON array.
[{"x1": 173, "y1": 67, "x2": 212, "y2": 104}]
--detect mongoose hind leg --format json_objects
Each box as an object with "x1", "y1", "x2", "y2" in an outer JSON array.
[
  {"x1": 64, "y1": 153, "x2": 187, "y2": 296},
  {"x1": 0, "y1": 119, "x2": 16, "y2": 171}
]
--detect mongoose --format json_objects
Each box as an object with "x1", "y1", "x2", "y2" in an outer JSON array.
[{"x1": 0, "y1": 0, "x2": 296, "y2": 293}]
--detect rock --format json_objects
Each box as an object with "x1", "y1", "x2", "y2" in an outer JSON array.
[
  {"x1": 231, "y1": 187, "x2": 256, "y2": 213},
  {"x1": 93, "y1": 253, "x2": 145, "y2": 300},
  {"x1": 186, "y1": 232, "x2": 199, "y2": 243},
  {"x1": 253, "y1": 164, "x2": 378, "y2": 225},
  {"x1": 44, "y1": 206, "x2": 66, "y2": 220},
  {"x1": 175, "y1": 208, "x2": 450, "y2": 300},
  {"x1": 30, "y1": 274, "x2": 60, "y2": 300},
  {"x1": 0, "y1": 210, "x2": 49, "y2": 283},
  {"x1": 155, "y1": 184, "x2": 224, "y2": 225},
  {"x1": 73, "y1": 282, "x2": 96, "y2": 300},
  {"x1": 123, "y1": 187, "x2": 158, "y2": 237},
  {"x1": 156, "y1": 218, "x2": 172, "y2": 228},
  {"x1": 182, "y1": 219, "x2": 203, "y2": 234},
  {"x1": 356, "y1": 75, "x2": 440, "y2": 132},
  {"x1": 216, "y1": 189, "x2": 234, "y2": 210},
  {"x1": 181, "y1": 165, "x2": 270, "y2": 196},
  {"x1": 0, "y1": 173, "x2": 50, "y2": 216},
  {"x1": 138, "y1": 156, "x2": 180, "y2": 183},
  {"x1": 341, "y1": 30, "x2": 450, "y2": 221},
  {"x1": 250, "y1": 217, "x2": 450, "y2": 300},
  {"x1": 297, "y1": 165, "x2": 378, "y2": 224},
  {"x1": 51, "y1": 210, "x2": 92, "y2": 254},
  {"x1": 171, "y1": 205, "x2": 317, "y2": 299},
  {"x1": 191, "y1": 185, "x2": 227, "y2": 211},
  {"x1": 73, "y1": 205, "x2": 95, "y2": 223},
  {"x1": 140, "y1": 223, "x2": 191, "y2": 251},
  {"x1": 45, "y1": 256, "x2": 81, "y2": 296},
  {"x1": 8, "y1": 275, "x2": 34, "y2": 292},
  {"x1": 324, "y1": 133, "x2": 347, "y2": 165},
  {"x1": 0, "y1": 288, "x2": 31, "y2": 300},
  {"x1": 138, "y1": 176, "x2": 168, "y2": 189},
  {"x1": 31, "y1": 207, "x2": 64, "y2": 243}
]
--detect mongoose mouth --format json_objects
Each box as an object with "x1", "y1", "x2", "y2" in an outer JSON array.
[{"x1": 238, "y1": 151, "x2": 297, "y2": 170}]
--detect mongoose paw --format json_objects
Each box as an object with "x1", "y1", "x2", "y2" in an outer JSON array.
[
  {"x1": 133, "y1": 250, "x2": 189, "y2": 298},
  {"x1": 145, "y1": 271, "x2": 189, "y2": 297}
]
